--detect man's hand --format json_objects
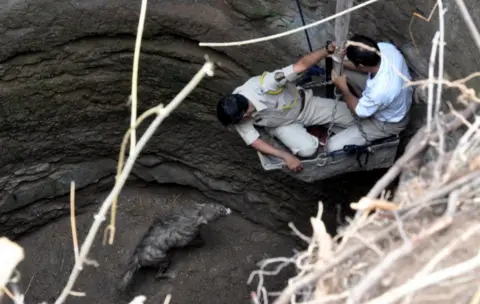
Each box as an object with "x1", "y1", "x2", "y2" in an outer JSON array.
[
  {"x1": 331, "y1": 70, "x2": 348, "y2": 90},
  {"x1": 251, "y1": 139, "x2": 303, "y2": 172},
  {"x1": 283, "y1": 154, "x2": 303, "y2": 172},
  {"x1": 293, "y1": 40, "x2": 337, "y2": 74},
  {"x1": 327, "y1": 41, "x2": 336, "y2": 54}
]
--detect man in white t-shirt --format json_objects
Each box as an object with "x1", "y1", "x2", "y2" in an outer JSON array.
[
  {"x1": 328, "y1": 34, "x2": 413, "y2": 152},
  {"x1": 215, "y1": 35, "x2": 412, "y2": 172}
]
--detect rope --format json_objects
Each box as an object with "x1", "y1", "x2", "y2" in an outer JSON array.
[
  {"x1": 295, "y1": 0, "x2": 313, "y2": 52},
  {"x1": 198, "y1": 0, "x2": 383, "y2": 47}
]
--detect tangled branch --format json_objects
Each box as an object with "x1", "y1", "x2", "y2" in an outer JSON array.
[{"x1": 247, "y1": 0, "x2": 480, "y2": 303}]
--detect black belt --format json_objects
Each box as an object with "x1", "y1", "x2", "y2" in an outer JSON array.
[{"x1": 299, "y1": 89, "x2": 306, "y2": 113}]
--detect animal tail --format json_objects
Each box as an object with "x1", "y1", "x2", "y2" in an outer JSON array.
[{"x1": 117, "y1": 255, "x2": 141, "y2": 292}]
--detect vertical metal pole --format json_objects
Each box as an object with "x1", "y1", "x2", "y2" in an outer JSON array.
[
  {"x1": 295, "y1": 0, "x2": 313, "y2": 52},
  {"x1": 325, "y1": 57, "x2": 334, "y2": 98}
]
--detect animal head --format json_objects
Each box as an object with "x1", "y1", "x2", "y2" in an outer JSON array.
[{"x1": 195, "y1": 202, "x2": 231, "y2": 223}]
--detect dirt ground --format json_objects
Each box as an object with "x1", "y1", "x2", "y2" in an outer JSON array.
[{"x1": 13, "y1": 184, "x2": 299, "y2": 304}]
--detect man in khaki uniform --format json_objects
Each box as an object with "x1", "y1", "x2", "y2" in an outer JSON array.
[{"x1": 216, "y1": 35, "x2": 412, "y2": 173}]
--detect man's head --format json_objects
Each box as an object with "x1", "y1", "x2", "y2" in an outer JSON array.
[
  {"x1": 346, "y1": 34, "x2": 381, "y2": 71},
  {"x1": 216, "y1": 94, "x2": 254, "y2": 126}
]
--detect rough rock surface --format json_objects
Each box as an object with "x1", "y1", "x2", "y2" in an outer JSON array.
[
  {"x1": 1, "y1": 0, "x2": 479, "y2": 237},
  {"x1": 16, "y1": 185, "x2": 299, "y2": 304}
]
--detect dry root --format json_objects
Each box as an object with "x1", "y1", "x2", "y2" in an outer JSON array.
[
  {"x1": 248, "y1": 0, "x2": 480, "y2": 298},
  {"x1": 249, "y1": 102, "x2": 480, "y2": 303}
]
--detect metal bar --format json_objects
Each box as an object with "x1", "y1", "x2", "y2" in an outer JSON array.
[
  {"x1": 295, "y1": 0, "x2": 313, "y2": 52},
  {"x1": 325, "y1": 57, "x2": 334, "y2": 98}
]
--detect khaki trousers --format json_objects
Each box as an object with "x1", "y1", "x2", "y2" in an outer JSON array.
[{"x1": 266, "y1": 70, "x2": 410, "y2": 156}]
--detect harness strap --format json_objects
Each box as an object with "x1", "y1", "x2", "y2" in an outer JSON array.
[
  {"x1": 343, "y1": 144, "x2": 370, "y2": 167},
  {"x1": 259, "y1": 72, "x2": 299, "y2": 111},
  {"x1": 259, "y1": 72, "x2": 283, "y2": 95}
]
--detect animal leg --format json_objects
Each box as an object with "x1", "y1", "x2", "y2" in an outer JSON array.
[{"x1": 155, "y1": 259, "x2": 172, "y2": 280}]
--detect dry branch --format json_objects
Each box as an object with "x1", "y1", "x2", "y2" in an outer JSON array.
[
  {"x1": 403, "y1": 223, "x2": 480, "y2": 303},
  {"x1": 53, "y1": 60, "x2": 215, "y2": 304},
  {"x1": 70, "y1": 181, "x2": 79, "y2": 263},
  {"x1": 366, "y1": 251, "x2": 480, "y2": 304},
  {"x1": 106, "y1": 0, "x2": 149, "y2": 246},
  {"x1": 348, "y1": 216, "x2": 453, "y2": 303},
  {"x1": 128, "y1": 295, "x2": 147, "y2": 304},
  {"x1": 454, "y1": 0, "x2": 480, "y2": 52},
  {"x1": 0, "y1": 238, "x2": 24, "y2": 300},
  {"x1": 0, "y1": 249, "x2": 22, "y2": 283},
  {"x1": 364, "y1": 100, "x2": 478, "y2": 202},
  {"x1": 130, "y1": 0, "x2": 149, "y2": 152}
]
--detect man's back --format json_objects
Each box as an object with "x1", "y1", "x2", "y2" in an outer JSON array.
[{"x1": 358, "y1": 42, "x2": 413, "y2": 123}]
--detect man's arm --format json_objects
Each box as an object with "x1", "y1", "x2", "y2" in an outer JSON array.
[
  {"x1": 251, "y1": 139, "x2": 303, "y2": 172},
  {"x1": 331, "y1": 70, "x2": 361, "y2": 114},
  {"x1": 261, "y1": 42, "x2": 335, "y2": 93},
  {"x1": 332, "y1": 71, "x2": 384, "y2": 119},
  {"x1": 293, "y1": 43, "x2": 335, "y2": 74},
  {"x1": 337, "y1": 84, "x2": 359, "y2": 114},
  {"x1": 251, "y1": 138, "x2": 291, "y2": 160},
  {"x1": 235, "y1": 121, "x2": 303, "y2": 172}
]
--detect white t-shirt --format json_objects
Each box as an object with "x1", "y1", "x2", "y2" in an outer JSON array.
[{"x1": 355, "y1": 42, "x2": 413, "y2": 123}]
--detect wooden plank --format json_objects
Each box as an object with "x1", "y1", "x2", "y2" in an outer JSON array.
[{"x1": 334, "y1": 0, "x2": 354, "y2": 75}]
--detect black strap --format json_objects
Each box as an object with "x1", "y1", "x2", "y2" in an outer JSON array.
[
  {"x1": 343, "y1": 145, "x2": 370, "y2": 167},
  {"x1": 295, "y1": 0, "x2": 313, "y2": 52}
]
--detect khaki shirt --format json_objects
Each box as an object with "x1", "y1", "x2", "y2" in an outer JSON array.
[{"x1": 233, "y1": 64, "x2": 300, "y2": 145}]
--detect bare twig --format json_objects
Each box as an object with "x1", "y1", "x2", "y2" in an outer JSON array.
[
  {"x1": 393, "y1": 211, "x2": 409, "y2": 244},
  {"x1": 431, "y1": 0, "x2": 447, "y2": 183},
  {"x1": 1, "y1": 287, "x2": 14, "y2": 300},
  {"x1": 350, "y1": 197, "x2": 400, "y2": 213},
  {"x1": 347, "y1": 216, "x2": 452, "y2": 303},
  {"x1": 70, "y1": 181, "x2": 79, "y2": 263},
  {"x1": 404, "y1": 223, "x2": 480, "y2": 303},
  {"x1": 364, "y1": 100, "x2": 478, "y2": 202},
  {"x1": 23, "y1": 272, "x2": 36, "y2": 298},
  {"x1": 420, "y1": 171, "x2": 480, "y2": 205},
  {"x1": 303, "y1": 292, "x2": 348, "y2": 304},
  {"x1": 427, "y1": 31, "x2": 440, "y2": 134},
  {"x1": 129, "y1": 295, "x2": 147, "y2": 304},
  {"x1": 469, "y1": 285, "x2": 480, "y2": 304},
  {"x1": 288, "y1": 222, "x2": 312, "y2": 243},
  {"x1": 53, "y1": 60, "x2": 215, "y2": 304},
  {"x1": 352, "y1": 234, "x2": 384, "y2": 257},
  {"x1": 130, "y1": 0, "x2": 149, "y2": 152},
  {"x1": 454, "y1": 0, "x2": 480, "y2": 52},
  {"x1": 68, "y1": 291, "x2": 86, "y2": 297},
  {"x1": 104, "y1": 105, "x2": 163, "y2": 246},
  {"x1": 408, "y1": 2, "x2": 439, "y2": 55},
  {"x1": 366, "y1": 251, "x2": 480, "y2": 304},
  {"x1": 435, "y1": 0, "x2": 446, "y2": 116},
  {"x1": 433, "y1": 116, "x2": 446, "y2": 183},
  {"x1": 163, "y1": 294, "x2": 172, "y2": 304},
  {"x1": 406, "y1": 78, "x2": 480, "y2": 104},
  {"x1": 0, "y1": 238, "x2": 24, "y2": 300},
  {"x1": 272, "y1": 219, "x2": 400, "y2": 304},
  {"x1": 106, "y1": 0, "x2": 149, "y2": 246}
]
